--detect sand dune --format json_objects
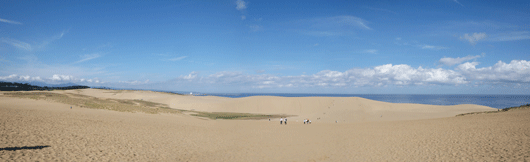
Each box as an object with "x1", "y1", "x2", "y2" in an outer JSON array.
[
  {"x1": 55, "y1": 89, "x2": 495, "y2": 123},
  {"x1": 1, "y1": 89, "x2": 528, "y2": 161}
]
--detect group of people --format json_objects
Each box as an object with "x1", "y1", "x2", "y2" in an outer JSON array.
[
  {"x1": 280, "y1": 117, "x2": 287, "y2": 125},
  {"x1": 271, "y1": 118, "x2": 312, "y2": 125}
]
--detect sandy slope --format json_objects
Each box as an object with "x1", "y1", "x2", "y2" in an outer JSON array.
[
  {"x1": 56, "y1": 89, "x2": 495, "y2": 123},
  {"x1": 1, "y1": 95, "x2": 529, "y2": 161}
]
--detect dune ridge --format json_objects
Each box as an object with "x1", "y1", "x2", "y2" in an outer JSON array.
[{"x1": 48, "y1": 89, "x2": 496, "y2": 123}]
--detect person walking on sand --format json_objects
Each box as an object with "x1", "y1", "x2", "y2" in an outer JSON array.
[
  {"x1": 284, "y1": 118, "x2": 287, "y2": 125},
  {"x1": 280, "y1": 118, "x2": 283, "y2": 124}
]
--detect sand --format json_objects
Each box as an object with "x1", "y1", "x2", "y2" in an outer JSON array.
[
  {"x1": 55, "y1": 89, "x2": 495, "y2": 123},
  {"x1": 1, "y1": 89, "x2": 529, "y2": 161}
]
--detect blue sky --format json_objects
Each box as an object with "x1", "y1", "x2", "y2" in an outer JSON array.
[{"x1": 1, "y1": 0, "x2": 529, "y2": 94}]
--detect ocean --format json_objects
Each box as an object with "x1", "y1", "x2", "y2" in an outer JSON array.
[{"x1": 196, "y1": 93, "x2": 530, "y2": 109}]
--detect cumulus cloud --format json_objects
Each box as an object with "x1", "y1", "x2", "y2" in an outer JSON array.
[
  {"x1": 460, "y1": 32, "x2": 487, "y2": 45},
  {"x1": 0, "y1": 74, "x2": 43, "y2": 82},
  {"x1": 166, "y1": 60, "x2": 530, "y2": 89},
  {"x1": 0, "y1": 74, "x2": 101, "y2": 84},
  {"x1": 236, "y1": 0, "x2": 247, "y2": 10},
  {"x1": 439, "y1": 55, "x2": 482, "y2": 66},
  {"x1": 167, "y1": 64, "x2": 469, "y2": 89},
  {"x1": 0, "y1": 18, "x2": 22, "y2": 25},
  {"x1": 457, "y1": 60, "x2": 530, "y2": 83},
  {"x1": 344, "y1": 64, "x2": 468, "y2": 86},
  {"x1": 183, "y1": 71, "x2": 198, "y2": 80},
  {"x1": 5, "y1": 59, "x2": 529, "y2": 91},
  {"x1": 48, "y1": 74, "x2": 101, "y2": 83},
  {"x1": 51, "y1": 74, "x2": 74, "y2": 81},
  {"x1": 0, "y1": 38, "x2": 32, "y2": 51}
]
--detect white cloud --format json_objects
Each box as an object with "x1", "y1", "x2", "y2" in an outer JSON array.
[
  {"x1": 248, "y1": 25, "x2": 262, "y2": 32},
  {"x1": 39, "y1": 30, "x2": 68, "y2": 48},
  {"x1": 422, "y1": 45, "x2": 436, "y2": 49},
  {"x1": 168, "y1": 60, "x2": 530, "y2": 88},
  {"x1": 297, "y1": 16, "x2": 371, "y2": 37},
  {"x1": 168, "y1": 56, "x2": 187, "y2": 61},
  {"x1": 363, "y1": 49, "x2": 378, "y2": 54},
  {"x1": 118, "y1": 80, "x2": 148, "y2": 85},
  {"x1": 421, "y1": 45, "x2": 447, "y2": 50},
  {"x1": 489, "y1": 31, "x2": 530, "y2": 41},
  {"x1": 439, "y1": 55, "x2": 482, "y2": 66},
  {"x1": 75, "y1": 53, "x2": 101, "y2": 64},
  {"x1": 236, "y1": 0, "x2": 247, "y2": 10},
  {"x1": 460, "y1": 32, "x2": 487, "y2": 45},
  {"x1": 7, "y1": 61, "x2": 106, "y2": 79},
  {"x1": 0, "y1": 74, "x2": 42, "y2": 82},
  {"x1": 182, "y1": 71, "x2": 198, "y2": 80},
  {"x1": 0, "y1": 18, "x2": 22, "y2": 25},
  {"x1": 321, "y1": 16, "x2": 371, "y2": 30},
  {"x1": 1, "y1": 31, "x2": 67, "y2": 51},
  {"x1": 0, "y1": 38, "x2": 32, "y2": 51},
  {"x1": 457, "y1": 60, "x2": 530, "y2": 83},
  {"x1": 344, "y1": 64, "x2": 468, "y2": 86},
  {"x1": 241, "y1": 15, "x2": 246, "y2": 20},
  {"x1": 453, "y1": 0, "x2": 464, "y2": 6},
  {"x1": 165, "y1": 64, "x2": 469, "y2": 89},
  {"x1": 51, "y1": 74, "x2": 75, "y2": 81},
  {"x1": 5, "y1": 60, "x2": 529, "y2": 91},
  {"x1": 0, "y1": 74, "x2": 101, "y2": 84},
  {"x1": 48, "y1": 74, "x2": 101, "y2": 84}
]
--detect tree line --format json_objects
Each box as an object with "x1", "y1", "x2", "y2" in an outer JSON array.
[{"x1": 0, "y1": 82, "x2": 89, "y2": 91}]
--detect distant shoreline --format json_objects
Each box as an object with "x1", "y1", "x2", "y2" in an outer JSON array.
[{"x1": 2, "y1": 82, "x2": 529, "y2": 109}]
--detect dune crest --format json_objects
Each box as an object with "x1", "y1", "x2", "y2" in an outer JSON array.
[{"x1": 53, "y1": 89, "x2": 495, "y2": 123}]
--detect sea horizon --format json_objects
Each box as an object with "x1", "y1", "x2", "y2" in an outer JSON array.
[
  {"x1": 87, "y1": 87, "x2": 530, "y2": 109},
  {"x1": 193, "y1": 92, "x2": 530, "y2": 109}
]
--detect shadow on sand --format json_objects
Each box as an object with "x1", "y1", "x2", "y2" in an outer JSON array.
[{"x1": 0, "y1": 145, "x2": 51, "y2": 151}]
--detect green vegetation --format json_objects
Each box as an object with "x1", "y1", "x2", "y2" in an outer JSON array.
[
  {"x1": 3, "y1": 91, "x2": 287, "y2": 120},
  {"x1": 3, "y1": 92, "x2": 180, "y2": 114},
  {"x1": 0, "y1": 81, "x2": 89, "y2": 91},
  {"x1": 456, "y1": 104, "x2": 530, "y2": 117},
  {"x1": 94, "y1": 87, "x2": 185, "y2": 96},
  {"x1": 189, "y1": 111, "x2": 287, "y2": 120}
]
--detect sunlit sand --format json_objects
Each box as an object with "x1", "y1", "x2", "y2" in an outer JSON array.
[{"x1": 1, "y1": 89, "x2": 528, "y2": 161}]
